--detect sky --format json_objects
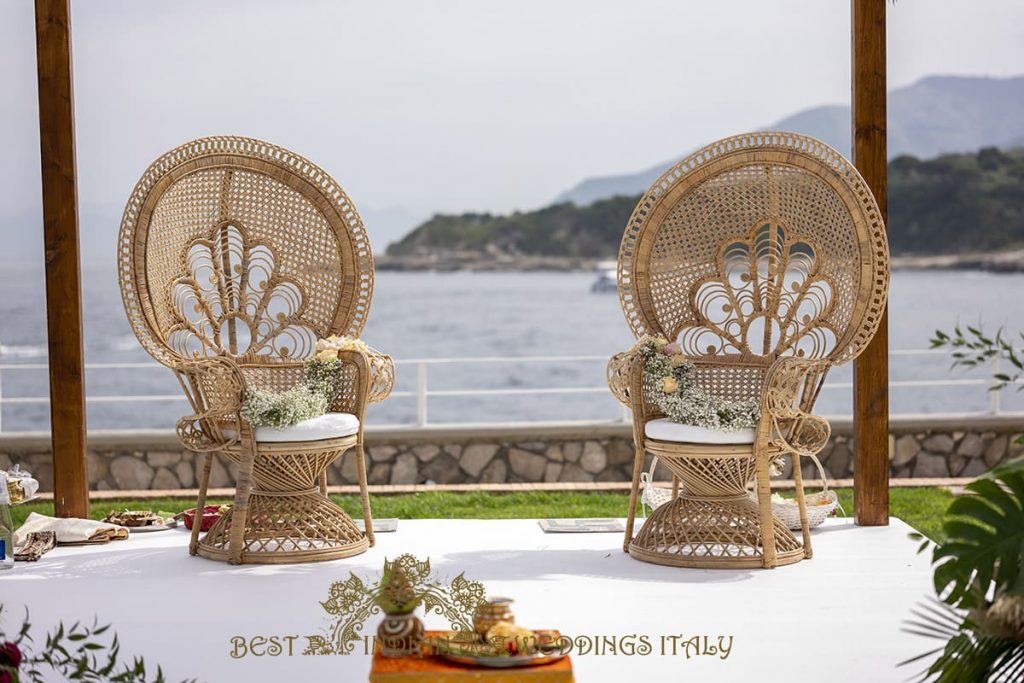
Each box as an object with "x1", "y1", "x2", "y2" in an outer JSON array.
[{"x1": 2, "y1": 0, "x2": 1024, "y2": 259}]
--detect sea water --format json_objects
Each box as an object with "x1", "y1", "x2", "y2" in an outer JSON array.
[{"x1": 0, "y1": 266, "x2": 1022, "y2": 431}]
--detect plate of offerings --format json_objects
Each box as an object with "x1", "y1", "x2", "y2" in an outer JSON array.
[{"x1": 429, "y1": 623, "x2": 567, "y2": 668}]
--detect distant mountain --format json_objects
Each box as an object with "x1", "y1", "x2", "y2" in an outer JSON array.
[
  {"x1": 888, "y1": 147, "x2": 1024, "y2": 255},
  {"x1": 555, "y1": 75, "x2": 1024, "y2": 206},
  {"x1": 387, "y1": 195, "x2": 638, "y2": 260},
  {"x1": 359, "y1": 205, "x2": 429, "y2": 252},
  {"x1": 388, "y1": 147, "x2": 1024, "y2": 263}
]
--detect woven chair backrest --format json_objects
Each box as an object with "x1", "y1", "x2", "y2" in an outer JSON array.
[
  {"x1": 118, "y1": 136, "x2": 374, "y2": 367},
  {"x1": 617, "y1": 132, "x2": 888, "y2": 367}
]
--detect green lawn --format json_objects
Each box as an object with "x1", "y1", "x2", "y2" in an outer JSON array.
[{"x1": 12, "y1": 487, "x2": 953, "y2": 540}]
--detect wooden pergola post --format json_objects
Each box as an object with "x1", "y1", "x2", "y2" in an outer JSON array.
[
  {"x1": 35, "y1": 0, "x2": 89, "y2": 518},
  {"x1": 852, "y1": 0, "x2": 889, "y2": 525}
]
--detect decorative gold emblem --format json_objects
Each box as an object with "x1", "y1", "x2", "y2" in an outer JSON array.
[{"x1": 305, "y1": 554, "x2": 487, "y2": 655}]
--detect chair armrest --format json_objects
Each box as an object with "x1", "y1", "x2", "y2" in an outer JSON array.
[
  {"x1": 333, "y1": 349, "x2": 370, "y2": 421},
  {"x1": 362, "y1": 346, "x2": 396, "y2": 404},
  {"x1": 606, "y1": 351, "x2": 638, "y2": 407},
  {"x1": 331, "y1": 346, "x2": 394, "y2": 418},
  {"x1": 607, "y1": 350, "x2": 653, "y2": 443},
  {"x1": 759, "y1": 356, "x2": 832, "y2": 456},
  {"x1": 172, "y1": 356, "x2": 248, "y2": 452}
]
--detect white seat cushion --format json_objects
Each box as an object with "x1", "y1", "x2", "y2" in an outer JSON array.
[
  {"x1": 644, "y1": 418, "x2": 756, "y2": 444},
  {"x1": 226, "y1": 412, "x2": 360, "y2": 443}
]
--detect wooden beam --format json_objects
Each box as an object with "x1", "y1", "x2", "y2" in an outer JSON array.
[
  {"x1": 35, "y1": 0, "x2": 89, "y2": 518},
  {"x1": 852, "y1": 0, "x2": 889, "y2": 526}
]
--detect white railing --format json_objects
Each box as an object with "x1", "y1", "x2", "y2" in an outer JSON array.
[{"x1": 0, "y1": 350, "x2": 1011, "y2": 432}]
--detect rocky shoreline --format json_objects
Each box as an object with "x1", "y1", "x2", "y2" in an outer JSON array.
[
  {"x1": 890, "y1": 249, "x2": 1024, "y2": 273},
  {"x1": 376, "y1": 252, "x2": 598, "y2": 272},
  {"x1": 377, "y1": 250, "x2": 1024, "y2": 273}
]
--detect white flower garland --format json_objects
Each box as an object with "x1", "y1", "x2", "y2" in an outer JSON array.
[{"x1": 636, "y1": 335, "x2": 760, "y2": 432}]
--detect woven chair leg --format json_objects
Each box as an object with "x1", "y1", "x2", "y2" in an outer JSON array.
[
  {"x1": 670, "y1": 475, "x2": 680, "y2": 499},
  {"x1": 755, "y1": 458, "x2": 778, "y2": 568},
  {"x1": 355, "y1": 443, "x2": 375, "y2": 547},
  {"x1": 624, "y1": 443, "x2": 646, "y2": 553},
  {"x1": 190, "y1": 452, "x2": 213, "y2": 556},
  {"x1": 319, "y1": 472, "x2": 328, "y2": 497},
  {"x1": 791, "y1": 452, "x2": 813, "y2": 558},
  {"x1": 227, "y1": 449, "x2": 255, "y2": 565}
]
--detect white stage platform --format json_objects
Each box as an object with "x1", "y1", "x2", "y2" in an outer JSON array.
[{"x1": 3, "y1": 518, "x2": 935, "y2": 682}]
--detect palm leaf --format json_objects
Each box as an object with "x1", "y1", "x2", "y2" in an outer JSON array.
[
  {"x1": 903, "y1": 598, "x2": 1024, "y2": 682},
  {"x1": 932, "y1": 460, "x2": 1024, "y2": 608}
]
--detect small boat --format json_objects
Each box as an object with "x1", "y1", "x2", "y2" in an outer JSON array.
[{"x1": 590, "y1": 260, "x2": 618, "y2": 293}]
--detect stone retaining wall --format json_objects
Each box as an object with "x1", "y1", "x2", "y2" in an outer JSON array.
[{"x1": 1, "y1": 416, "x2": 1021, "y2": 491}]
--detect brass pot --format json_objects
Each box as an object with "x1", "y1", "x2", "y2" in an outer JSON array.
[{"x1": 473, "y1": 597, "x2": 515, "y2": 636}]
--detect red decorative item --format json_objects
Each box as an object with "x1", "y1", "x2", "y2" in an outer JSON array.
[
  {"x1": 0, "y1": 640, "x2": 21, "y2": 683},
  {"x1": 183, "y1": 506, "x2": 224, "y2": 532}
]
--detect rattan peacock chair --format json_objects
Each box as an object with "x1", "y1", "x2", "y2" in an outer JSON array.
[
  {"x1": 607, "y1": 132, "x2": 888, "y2": 569},
  {"x1": 118, "y1": 136, "x2": 395, "y2": 564}
]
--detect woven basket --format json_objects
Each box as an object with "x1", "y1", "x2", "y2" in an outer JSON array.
[
  {"x1": 640, "y1": 466, "x2": 674, "y2": 513},
  {"x1": 750, "y1": 452, "x2": 838, "y2": 530},
  {"x1": 761, "y1": 489, "x2": 838, "y2": 530},
  {"x1": 641, "y1": 453, "x2": 839, "y2": 530}
]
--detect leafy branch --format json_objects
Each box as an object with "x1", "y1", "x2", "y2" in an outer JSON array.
[
  {"x1": 930, "y1": 324, "x2": 1024, "y2": 391},
  {"x1": 1, "y1": 606, "x2": 194, "y2": 683},
  {"x1": 931, "y1": 460, "x2": 1024, "y2": 610}
]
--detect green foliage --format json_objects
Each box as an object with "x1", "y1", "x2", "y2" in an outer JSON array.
[
  {"x1": 873, "y1": 487, "x2": 956, "y2": 542},
  {"x1": 10, "y1": 488, "x2": 953, "y2": 538},
  {"x1": 388, "y1": 148, "x2": 1024, "y2": 259},
  {"x1": 386, "y1": 195, "x2": 638, "y2": 258},
  {"x1": 888, "y1": 147, "x2": 1024, "y2": 255},
  {"x1": 931, "y1": 324, "x2": 1024, "y2": 392},
  {"x1": 903, "y1": 458, "x2": 1024, "y2": 682},
  {"x1": 240, "y1": 358, "x2": 343, "y2": 430},
  {"x1": 0, "y1": 606, "x2": 192, "y2": 683},
  {"x1": 932, "y1": 458, "x2": 1024, "y2": 609},
  {"x1": 903, "y1": 597, "x2": 1024, "y2": 683}
]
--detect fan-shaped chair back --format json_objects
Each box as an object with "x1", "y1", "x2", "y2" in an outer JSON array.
[
  {"x1": 617, "y1": 132, "x2": 888, "y2": 368},
  {"x1": 118, "y1": 136, "x2": 373, "y2": 367}
]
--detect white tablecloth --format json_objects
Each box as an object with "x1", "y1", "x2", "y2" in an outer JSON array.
[{"x1": 1, "y1": 518, "x2": 934, "y2": 682}]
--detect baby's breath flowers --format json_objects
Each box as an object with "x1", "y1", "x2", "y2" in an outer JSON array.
[
  {"x1": 241, "y1": 380, "x2": 330, "y2": 431},
  {"x1": 241, "y1": 336, "x2": 367, "y2": 429},
  {"x1": 634, "y1": 335, "x2": 760, "y2": 432}
]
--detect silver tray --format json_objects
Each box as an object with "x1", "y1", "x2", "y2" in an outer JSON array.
[{"x1": 126, "y1": 518, "x2": 179, "y2": 533}]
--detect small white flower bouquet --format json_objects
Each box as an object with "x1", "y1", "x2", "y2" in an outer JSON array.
[{"x1": 241, "y1": 336, "x2": 366, "y2": 430}]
